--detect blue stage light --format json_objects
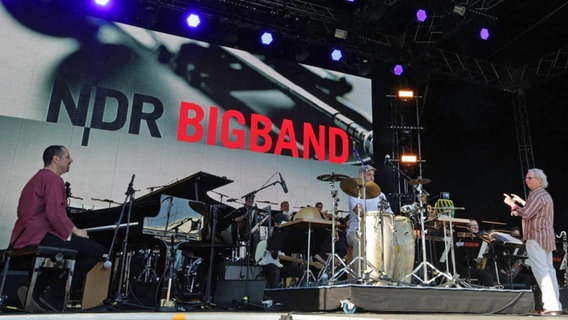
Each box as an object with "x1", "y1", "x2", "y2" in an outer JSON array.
[
  {"x1": 260, "y1": 32, "x2": 274, "y2": 46},
  {"x1": 94, "y1": 0, "x2": 110, "y2": 6},
  {"x1": 331, "y1": 49, "x2": 343, "y2": 62},
  {"x1": 186, "y1": 14, "x2": 201, "y2": 28}
]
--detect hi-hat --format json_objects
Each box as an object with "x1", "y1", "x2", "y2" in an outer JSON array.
[
  {"x1": 317, "y1": 173, "x2": 349, "y2": 182},
  {"x1": 339, "y1": 178, "x2": 381, "y2": 199},
  {"x1": 408, "y1": 178, "x2": 431, "y2": 185}
]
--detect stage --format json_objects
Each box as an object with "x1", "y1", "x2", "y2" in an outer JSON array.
[
  {"x1": 2, "y1": 279, "x2": 566, "y2": 319},
  {"x1": 0, "y1": 311, "x2": 559, "y2": 320}
]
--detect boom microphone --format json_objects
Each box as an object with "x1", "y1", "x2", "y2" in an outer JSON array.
[{"x1": 279, "y1": 172, "x2": 288, "y2": 193}]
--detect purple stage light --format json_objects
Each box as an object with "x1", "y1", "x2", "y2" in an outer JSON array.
[
  {"x1": 186, "y1": 14, "x2": 201, "y2": 28},
  {"x1": 480, "y1": 28, "x2": 490, "y2": 40},
  {"x1": 416, "y1": 9, "x2": 427, "y2": 22},
  {"x1": 331, "y1": 49, "x2": 343, "y2": 61},
  {"x1": 260, "y1": 32, "x2": 274, "y2": 46},
  {"x1": 393, "y1": 64, "x2": 404, "y2": 76}
]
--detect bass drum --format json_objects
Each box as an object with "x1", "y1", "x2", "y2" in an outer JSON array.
[{"x1": 364, "y1": 212, "x2": 415, "y2": 281}]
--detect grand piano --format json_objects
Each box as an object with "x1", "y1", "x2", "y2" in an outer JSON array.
[
  {"x1": 70, "y1": 171, "x2": 235, "y2": 240},
  {"x1": 69, "y1": 171, "x2": 236, "y2": 305}
]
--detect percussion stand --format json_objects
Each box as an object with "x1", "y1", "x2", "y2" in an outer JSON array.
[
  {"x1": 321, "y1": 183, "x2": 348, "y2": 283},
  {"x1": 341, "y1": 167, "x2": 384, "y2": 283},
  {"x1": 402, "y1": 183, "x2": 452, "y2": 285}
]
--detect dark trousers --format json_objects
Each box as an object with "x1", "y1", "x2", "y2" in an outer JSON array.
[{"x1": 40, "y1": 233, "x2": 104, "y2": 298}]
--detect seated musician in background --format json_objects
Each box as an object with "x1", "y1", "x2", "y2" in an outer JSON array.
[
  {"x1": 275, "y1": 201, "x2": 292, "y2": 226},
  {"x1": 261, "y1": 200, "x2": 302, "y2": 288},
  {"x1": 9, "y1": 145, "x2": 104, "y2": 311},
  {"x1": 346, "y1": 165, "x2": 393, "y2": 273},
  {"x1": 232, "y1": 194, "x2": 255, "y2": 241},
  {"x1": 454, "y1": 219, "x2": 494, "y2": 286},
  {"x1": 315, "y1": 202, "x2": 330, "y2": 219}
]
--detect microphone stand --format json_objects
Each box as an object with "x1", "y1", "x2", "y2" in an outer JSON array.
[
  {"x1": 106, "y1": 174, "x2": 138, "y2": 305},
  {"x1": 202, "y1": 205, "x2": 219, "y2": 307}
]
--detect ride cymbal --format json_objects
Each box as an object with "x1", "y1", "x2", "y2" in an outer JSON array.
[
  {"x1": 317, "y1": 173, "x2": 349, "y2": 182},
  {"x1": 339, "y1": 178, "x2": 381, "y2": 199}
]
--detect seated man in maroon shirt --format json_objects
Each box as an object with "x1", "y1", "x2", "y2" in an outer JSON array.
[{"x1": 9, "y1": 145, "x2": 104, "y2": 312}]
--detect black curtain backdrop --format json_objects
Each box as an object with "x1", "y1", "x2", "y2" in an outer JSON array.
[{"x1": 373, "y1": 70, "x2": 568, "y2": 235}]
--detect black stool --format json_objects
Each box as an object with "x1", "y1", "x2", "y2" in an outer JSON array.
[{"x1": 6, "y1": 246, "x2": 77, "y2": 311}]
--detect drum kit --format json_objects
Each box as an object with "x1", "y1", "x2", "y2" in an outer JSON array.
[{"x1": 312, "y1": 171, "x2": 417, "y2": 284}]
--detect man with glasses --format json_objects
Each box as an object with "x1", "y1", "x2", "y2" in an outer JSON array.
[{"x1": 504, "y1": 168, "x2": 562, "y2": 315}]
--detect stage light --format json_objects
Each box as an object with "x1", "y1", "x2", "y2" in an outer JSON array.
[
  {"x1": 185, "y1": 13, "x2": 201, "y2": 28},
  {"x1": 398, "y1": 90, "x2": 414, "y2": 98},
  {"x1": 94, "y1": 0, "x2": 110, "y2": 6},
  {"x1": 401, "y1": 155, "x2": 418, "y2": 163},
  {"x1": 480, "y1": 28, "x2": 490, "y2": 40},
  {"x1": 416, "y1": 9, "x2": 427, "y2": 22},
  {"x1": 393, "y1": 64, "x2": 404, "y2": 76},
  {"x1": 334, "y1": 28, "x2": 348, "y2": 39},
  {"x1": 260, "y1": 31, "x2": 274, "y2": 46},
  {"x1": 331, "y1": 49, "x2": 343, "y2": 62}
]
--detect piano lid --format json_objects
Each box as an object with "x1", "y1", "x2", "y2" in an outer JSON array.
[
  {"x1": 138, "y1": 171, "x2": 233, "y2": 203},
  {"x1": 143, "y1": 197, "x2": 207, "y2": 241},
  {"x1": 71, "y1": 171, "x2": 234, "y2": 229}
]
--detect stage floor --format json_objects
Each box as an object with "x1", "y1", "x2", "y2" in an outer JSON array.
[{"x1": 0, "y1": 311, "x2": 559, "y2": 320}]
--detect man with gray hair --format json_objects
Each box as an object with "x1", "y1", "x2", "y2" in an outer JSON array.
[{"x1": 504, "y1": 168, "x2": 562, "y2": 315}]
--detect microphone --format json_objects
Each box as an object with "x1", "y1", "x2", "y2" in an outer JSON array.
[
  {"x1": 126, "y1": 174, "x2": 135, "y2": 195},
  {"x1": 279, "y1": 172, "x2": 288, "y2": 193},
  {"x1": 103, "y1": 259, "x2": 112, "y2": 269},
  {"x1": 384, "y1": 154, "x2": 390, "y2": 164}
]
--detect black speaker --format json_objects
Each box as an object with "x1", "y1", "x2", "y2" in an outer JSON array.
[{"x1": 214, "y1": 280, "x2": 265, "y2": 306}]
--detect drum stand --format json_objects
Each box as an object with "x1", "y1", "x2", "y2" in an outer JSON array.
[
  {"x1": 318, "y1": 182, "x2": 349, "y2": 283},
  {"x1": 341, "y1": 168, "x2": 385, "y2": 284},
  {"x1": 403, "y1": 183, "x2": 452, "y2": 285}
]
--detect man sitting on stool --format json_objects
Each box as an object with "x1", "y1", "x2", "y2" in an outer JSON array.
[{"x1": 9, "y1": 145, "x2": 104, "y2": 312}]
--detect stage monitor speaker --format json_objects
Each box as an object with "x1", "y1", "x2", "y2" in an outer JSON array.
[
  {"x1": 224, "y1": 264, "x2": 261, "y2": 280},
  {"x1": 214, "y1": 280, "x2": 265, "y2": 306}
]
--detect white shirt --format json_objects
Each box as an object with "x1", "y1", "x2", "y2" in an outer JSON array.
[{"x1": 347, "y1": 192, "x2": 393, "y2": 234}]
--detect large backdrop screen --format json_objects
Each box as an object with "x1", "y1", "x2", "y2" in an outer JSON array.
[{"x1": 0, "y1": 3, "x2": 373, "y2": 246}]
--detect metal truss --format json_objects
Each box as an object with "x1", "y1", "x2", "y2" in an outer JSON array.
[
  {"x1": 426, "y1": 48, "x2": 521, "y2": 91},
  {"x1": 510, "y1": 89, "x2": 534, "y2": 197},
  {"x1": 525, "y1": 43, "x2": 568, "y2": 83}
]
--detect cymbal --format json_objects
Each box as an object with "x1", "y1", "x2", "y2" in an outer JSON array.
[
  {"x1": 317, "y1": 173, "x2": 349, "y2": 182},
  {"x1": 339, "y1": 178, "x2": 381, "y2": 199},
  {"x1": 408, "y1": 178, "x2": 431, "y2": 185}
]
